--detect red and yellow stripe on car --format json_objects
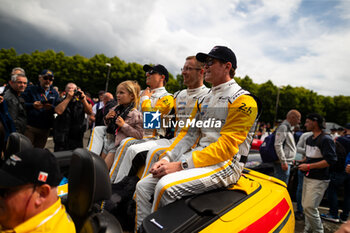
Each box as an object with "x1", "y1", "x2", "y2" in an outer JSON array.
[{"x1": 201, "y1": 169, "x2": 295, "y2": 233}]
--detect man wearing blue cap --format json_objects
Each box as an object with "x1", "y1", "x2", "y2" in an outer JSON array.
[
  {"x1": 22, "y1": 70, "x2": 59, "y2": 148},
  {"x1": 0, "y1": 148, "x2": 75, "y2": 232}
]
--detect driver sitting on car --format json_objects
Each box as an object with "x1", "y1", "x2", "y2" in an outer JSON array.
[
  {"x1": 0, "y1": 148, "x2": 76, "y2": 232},
  {"x1": 135, "y1": 46, "x2": 260, "y2": 230}
]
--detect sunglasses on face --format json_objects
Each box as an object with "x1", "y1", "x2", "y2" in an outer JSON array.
[
  {"x1": 181, "y1": 67, "x2": 201, "y2": 72},
  {"x1": 148, "y1": 70, "x2": 159, "y2": 75},
  {"x1": 43, "y1": 76, "x2": 54, "y2": 81},
  {"x1": 205, "y1": 58, "x2": 226, "y2": 67}
]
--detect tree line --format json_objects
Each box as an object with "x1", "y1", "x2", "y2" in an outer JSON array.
[{"x1": 0, "y1": 48, "x2": 349, "y2": 126}]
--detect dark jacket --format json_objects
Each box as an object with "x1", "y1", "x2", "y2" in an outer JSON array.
[
  {"x1": 305, "y1": 133, "x2": 337, "y2": 180},
  {"x1": 0, "y1": 100, "x2": 16, "y2": 142},
  {"x1": 22, "y1": 84, "x2": 59, "y2": 129},
  {"x1": 53, "y1": 98, "x2": 86, "y2": 151},
  {"x1": 95, "y1": 99, "x2": 117, "y2": 127},
  {"x1": 3, "y1": 87, "x2": 27, "y2": 134}
]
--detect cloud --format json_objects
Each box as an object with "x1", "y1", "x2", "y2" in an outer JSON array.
[{"x1": 0, "y1": 0, "x2": 349, "y2": 96}]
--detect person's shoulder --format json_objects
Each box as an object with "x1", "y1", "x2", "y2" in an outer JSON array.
[
  {"x1": 3, "y1": 89, "x2": 13, "y2": 98},
  {"x1": 25, "y1": 84, "x2": 37, "y2": 92},
  {"x1": 49, "y1": 86, "x2": 59, "y2": 96},
  {"x1": 174, "y1": 89, "x2": 186, "y2": 99},
  {"x1": 336, "y1": 134, "x2": 350, "y2": 145},
  {"x1": 129, "y1": 108, "x2": 143, "y2": 119},
  {"x1": 319, "y1": 133, "x2": 334, "y2": 145}
]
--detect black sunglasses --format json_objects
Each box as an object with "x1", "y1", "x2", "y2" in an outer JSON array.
[
  {"x1": 43, "y1": 76, "x2": 54, "y2": 81},
  {"x1": 148, "y1": 70, "x2": 160, "y2": 75}
]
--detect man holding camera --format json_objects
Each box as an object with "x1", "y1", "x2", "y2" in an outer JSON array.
[
  {"x1": 22, "y1": 69, "x2": 60, "y2": 148},
  {"x1": 53, "y1": 83, "x2": 92, "y2": 151}
]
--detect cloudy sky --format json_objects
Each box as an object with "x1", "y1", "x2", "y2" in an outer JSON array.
[{"x1": 1, "y1": 0, "x2": 349, "y2": 96}]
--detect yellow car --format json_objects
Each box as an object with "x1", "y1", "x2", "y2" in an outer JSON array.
[{"x1": 141, "y1": 168, "x2": 295, "y2": 233}]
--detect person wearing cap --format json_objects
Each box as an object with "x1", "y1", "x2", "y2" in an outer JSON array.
[
  {"x1": 108, "y1": 64, "x2": 174, "y2": 179},
  {"x1": 22, "y1": 69, "x2": 59, "y2": 148},
  {"x1": 298, "y1": 113, "x2": 337, "y2": 233},
  {"x1": 273, "y1": 109, "x2": 301, "y2": 184},
  {"x1": 321, "y1": 122, "x2": 350, "y2": 224},
  {"x1": 135, "y1": 46, "x2": 260, "y2": 230},
  {"x1": 3, "y1": 68, "x2": 27, "y2": 134},
  {"x1": 0, "y1": 148, "x2": 75, "y2": 232},
  {"x1": 109, "y1": 57, "x2": 209, "y2": 183}
]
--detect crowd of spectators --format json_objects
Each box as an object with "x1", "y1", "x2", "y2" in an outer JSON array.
[{"x1": 256, "y1": 112, "x2": 349, "y2": 232}]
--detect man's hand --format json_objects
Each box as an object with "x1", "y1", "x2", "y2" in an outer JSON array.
[
  {"x1": 141, "y1": 87, "x2": 154, "y2": 98},
  {"x1": 298, "y1": 163, "x2": 309, "y2": 172},
  {"x1": 105, "y1": 110, "x2": 116, "y2": 119},
  {"x1": 66, "y1": 89, "x2": 75, "y2": 100},
  {"x1": 89, "y1": 114, "x2": 96, "y2": 123},
  {"x1": 78, "y1": 90, "x2": 86, "y2": 100},
  {"x1": 33, "y1": 101, "x2": 44, "y2": 110},
  {"x1": 335, "y1": 220, "x2": 350, "y2": 233},
  {"x1": 346, "y1": 164, "x2": 350, "y2": 174},
  {"x1": 150, "y1": 160, "x2": 182, "y2": 179},
  {"x1": 150, "y1": 159, "x2": 169, "y2": 174},
  {"x1": 281, "y1": 162, "x2": 289, "y2": 171},
  {"x1": 0, "y1": 96, "x2": 3, "y2": 104}
]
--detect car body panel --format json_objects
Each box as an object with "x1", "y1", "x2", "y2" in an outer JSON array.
[{"x1": 201, "y1": 169, "x2": 294, "y2": 233}]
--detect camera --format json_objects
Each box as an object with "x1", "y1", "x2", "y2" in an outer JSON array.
[{"x1": 74, "y1": 90, "x2": 83, "y2": 99}]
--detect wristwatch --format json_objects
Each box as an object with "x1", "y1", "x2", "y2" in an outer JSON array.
[{"x1": 181, "y1": 159, "x2": 188, "y2": 170}]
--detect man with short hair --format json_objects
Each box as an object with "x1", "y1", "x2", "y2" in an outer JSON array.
[
  {"x1": 4, "y1": 70, "x2": 27, "y2": 134},
  {"x1": 53, "y1": 83, "x2": 92, "y2": 151},
  {"x1": 22, "y1": 70, "x2": 59, "y2": 148},
  {"x1": 135, "y1": 46, "x2": 259, "y2": 229},
  {"x1": 298, "y1": 113, "x2": 337, "y2": 233},
  {"x1": 0, "y1": 148, "x2": 75, "y2": 232},
  {"x1": 274, "y1": 109, "x2": 301, "y2": 184}
]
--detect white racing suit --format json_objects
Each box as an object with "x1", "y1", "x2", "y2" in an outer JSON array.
[
  {"x1": 139, "y1": 85, "x2": 210, "y2": 179},
  {"x1": 87, "y1": 125, "x2": 106, "y2": 155},
  {"x1": 135, "y1": 79, "x2": 259, "y2": 229},
  {"x1": 109, "y1": 87, "x2": 173, "y2": 182}
]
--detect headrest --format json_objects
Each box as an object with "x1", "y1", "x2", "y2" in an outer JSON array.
[
  {"x1": 5, "y1": 133, "x2": 33, "y2": 160},
  {"x1": 67, "y1": 148, "x2": 112, "y2": 220}
]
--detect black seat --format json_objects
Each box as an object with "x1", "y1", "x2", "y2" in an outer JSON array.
[
  {"x1": 66, "y1": 148, "x2": 123, "y2": 233},
  {"x1": 4, "y1": 132, "x2": 33, "y2": 160}
]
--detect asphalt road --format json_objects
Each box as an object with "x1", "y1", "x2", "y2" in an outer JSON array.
[{"x1": 45, "y1": 130, "x2": 345, "y2": 233}]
